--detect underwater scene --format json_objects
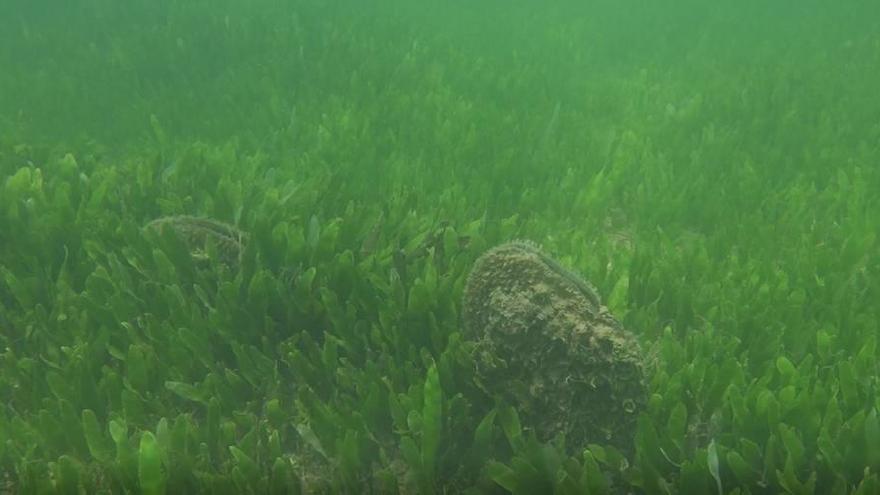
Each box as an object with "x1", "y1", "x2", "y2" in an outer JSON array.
[{"x1": 1, "y1": 0, "x2": 879, "y2": 493}]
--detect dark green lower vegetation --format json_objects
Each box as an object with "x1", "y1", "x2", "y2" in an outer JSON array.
[{"x1": 1, "y1": 0, "x2": 879, "y2": 493}]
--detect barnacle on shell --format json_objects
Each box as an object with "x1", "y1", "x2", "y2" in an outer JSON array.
[
  {"x1": 145, "y1": 215, "x2": 247, "y2": 267},
  {"x1": 462, "y1": 240, "x2": 645, "y2": 452}
]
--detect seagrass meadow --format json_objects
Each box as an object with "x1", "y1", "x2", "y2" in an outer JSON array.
[{"x1": 1, "y1": 0, "x2": 879, "y2": 493}]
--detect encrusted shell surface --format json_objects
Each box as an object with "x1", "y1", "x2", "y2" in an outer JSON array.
[
  {"x1": 145, "y1": 215, "x2": 247, "y2": 267},
  {"x1": 462, "y1": 240, "x2": 645, "y2": 451}
]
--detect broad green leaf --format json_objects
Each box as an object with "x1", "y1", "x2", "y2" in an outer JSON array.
[
  {"x1": 321, "y1": 335, "x2": 339, "y2": 371},
  {"x1": 127, "y1": 345, "x2": 149, "y2": 392},
  {"x1": 487, "y1": 461, "x2": 519, "y2": 493},
  {"x1": 400, "y1": 435, "x2": 421, "y2": 471},
  {"x1": 230, "y1": 445, "x2": 260, "y2": 482},
  {"x1": 231, "y1": 343, "x2": 266, "y2": 389},
  {"x1": 150, "y1": 246, "x2": 176, "y2": 283},
  {"x1": 207, "y1": 397, "x2": 220, "y2": 454},
  {"x1": 818, "y1": 425, "x2": 845, "y2": 478},
  {"x1": 587, "y1": 444, "x2": 607, "y2": 465},
  {"x1": 855, "y1": 473, "x2": 880, "y2": 495},
  {"x1": 816, "y1": 330, "x2": 833, "y2": 362},
  {"x1": 45, "y1": 371, "x2": 70, "y2": 402},
  {"x1": 776, "y1": 356, "x2": 796, "y2": 381},
  {"x1": 756, "y1": 389, "x2": 779, "y2": 426},
  {"x1": 680, "y1": 458, "x2": 711, "y2": 495},
  {"x1": 499, "y1": 405, "x2": 524, "y2": 450},
  {"x1": 55, "y1": 455, "x2": 81, "y2": 494},
  {"x1": 165, "y1": 381, "x2": 209, "y2": 405},
  {"x1": 224, "y1": 367, "x2": 250, "y2": 398},
  {"x1": 122, "y1": 388, "x2": 146, "y2": 424},
  {"x1": 778, "y1": 423, "x2": 805, "y2": 469},
  {"x1": 407, "y1": 281, "x2": 431, "y2": 315},
  {"x1": 266, "y1": 398, "x2": 285, "y2": 428},
  {"x1": 109, "y1": 419, "x2": 127, "y2": 446},
  {"x1": 607, "y1": 271, "x2": 630, "y2": 317},
  {"x1": 270, "y1": 457, "x2": 300, "y2": 495},
  {"x1": 726, "y1": 450, "x2": 755, "y2": 484},
  {"x1": 776, "y1": 453, "x2": 817, "y2": 494},
  {"x1": 149, "y1": 114, "x2": 169, "y2": 152},
  {"x1": 779, "y1": 386, "x2": 797, "y2": 415},
  {"x1": 763, "y1": 434, "x2": 779, "y2": 482},
  {"x1": 838, "y1": 361, "x2": 859, "y2": 408},
  {"x1": 635, "y1": 415, "x2": 665, "y2": 471},
  {"x1": 269, "y1": 429, "x2": 282, "y2": 459},
  {"x1": 471, "y1": 409, "x2": 497, "y2": 459},
  {"x1": 1, "y1": 266, "x2": 31, "y2": 308},
  {"x1": 5, "y1": 166, "x2": 34, "y2": 196},
  {"x1": 855, "y1": 335, "x2": 876, "y2": 375},
  {"x1": 294, "y1": 266, "x2": 317, "y2": 302},
  {"x1": 138, "y1": 432, "x2": 166, "y2": 495},
  {"x1": 707, "y1": 440, "x2": 722, "y2": 495},
  {"x1": 866, "y1": 408, "x2": 880, "y2": 466},
  {"x1": 170, "y1": 416, "x2": 189, "y2": 460},
  {"x1": 824, "y1": 396, "x2": 843, "y2": 435},
  {"x1": 667, "y1": 402, "x2": 688, "y2": 446},
  {"x1": 82, "y1": 409, "x2": 113, "y2": 463},
  {"x1": 307, "y1": 214, "x2": 321, "y2": 249},
  {"x1": 155, "y1": 418, "x2": 170, "y2": 452},
  {"x1": 296, "y1": 422, "x2": 327, "y2": 460},
  {"x1": 421, "y1": 363, "x2": 442, "y2": 483},
  {"x1": 581, "y1": 450, "x2": 609, "y2": 494}
]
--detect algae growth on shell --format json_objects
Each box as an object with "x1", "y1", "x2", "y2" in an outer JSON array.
[
  {"x1": 145, "y1": 215, "x2": 248, "y2": 268},
  {"x1": 462, "y1": 240, "x2": 646, "y2": 452}
]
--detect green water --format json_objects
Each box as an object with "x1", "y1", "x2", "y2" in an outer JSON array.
[{"x1": 1, "y1": 0, "x2": 878, "y2": 493}]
